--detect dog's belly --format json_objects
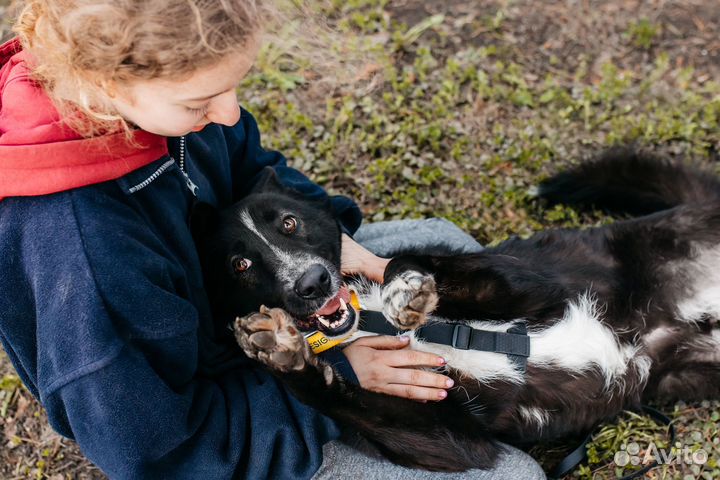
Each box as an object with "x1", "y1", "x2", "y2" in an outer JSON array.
[{"x1": 352, "y1": 286, "x2": 654, "y2": 434}]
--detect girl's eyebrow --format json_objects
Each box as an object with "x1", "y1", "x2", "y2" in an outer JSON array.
[
  {"x1": 182, "y1": 92, "x2": 223, "y2": 102},
  {"x1": 183, "y1": 86, "x2": 238, "y2": 102}
]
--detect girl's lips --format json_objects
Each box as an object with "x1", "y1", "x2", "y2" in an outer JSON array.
[{"x1": 190, "y1": 124, "x2": 207, "y2": 132}]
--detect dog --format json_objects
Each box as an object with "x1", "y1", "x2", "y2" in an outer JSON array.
[{"x1": 191, "y1": 148, "x2": 720, "y2": 472}]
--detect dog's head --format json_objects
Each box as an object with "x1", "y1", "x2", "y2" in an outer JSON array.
[{"x1": 192, "y1": 168, "x2": 358, "y2": 338}]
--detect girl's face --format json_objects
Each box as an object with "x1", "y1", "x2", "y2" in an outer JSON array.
[{"x1": 110, "y1": 40, "x2": 259, "y2": 137}]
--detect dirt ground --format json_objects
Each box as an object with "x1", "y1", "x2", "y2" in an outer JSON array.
[{"x1": 1, "y1": 1, "x2": 720, "y2": 479}]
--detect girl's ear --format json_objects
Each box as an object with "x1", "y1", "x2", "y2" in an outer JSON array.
[
  {"x1": 99, "y1": 78, "x2": 116, "y2": 98},
  {"x1": 93, "y1": 76, "x2": 120, "y2": 100},
  {"x1": 189, "y1": 201, "x2": 220, "y2": 248},
  {"x1": 249, "y1": 166, "x2": 285, "y2": 194}
]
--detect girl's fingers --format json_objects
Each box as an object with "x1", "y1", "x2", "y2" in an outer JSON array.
[
  {"x1": 381, "y1": 383, "x2": 449, "y2": 402},
  {"x1": 351, "y1": 335, "x2": 410, "y2": 350},
  {"x1": 390, "y1": 368, "x2": 454, "y2": 390},
  {"x1": 383, "y1": 348, "x2": 446, "y2": 368}
]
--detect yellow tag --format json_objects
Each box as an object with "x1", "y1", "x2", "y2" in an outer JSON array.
[
  {"x1": 305, "y1": 331, "x2": 345, "y2": 354},
  {"x1": 305, "y1": 291, "x2": 362, "y2": 354}
]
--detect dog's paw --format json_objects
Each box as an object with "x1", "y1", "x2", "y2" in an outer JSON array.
[
  {"x1": 382, "y1": 270, "x2": 438, "y2": 330},
  {"x1": 234, "y1": 306, "x2": 311, "y2": 372}
]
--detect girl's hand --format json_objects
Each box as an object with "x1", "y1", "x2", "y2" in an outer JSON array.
[
  {"x1": 341, "y1": 234, "x2": 390, "y2": 283},
  {"x1": 343, "y1": 335, "x2": 454, "y2": 402}
]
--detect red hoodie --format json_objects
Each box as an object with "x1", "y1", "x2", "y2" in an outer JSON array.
[{"x1": 0, "y1": 38, "x2": 168, "y2": 200}]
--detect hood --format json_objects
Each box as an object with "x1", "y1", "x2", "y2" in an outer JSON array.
[{"x1": 0, "y1": 38, "x2": 168, "y2": 200}]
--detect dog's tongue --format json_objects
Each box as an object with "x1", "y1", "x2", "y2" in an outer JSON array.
[{"x1": 316, "y1": 286, "x2": 351, "y2": 316}]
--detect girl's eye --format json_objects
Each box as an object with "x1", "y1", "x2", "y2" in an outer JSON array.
[
  {"x1": 282, "y1": 215, "x2": 298, "y2": 234},
  {"x1": 231, "y1": 256, "x2": 252, "y2": 273}
]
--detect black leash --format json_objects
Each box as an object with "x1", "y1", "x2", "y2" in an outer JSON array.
[
  {"x1": 549, "y1": 405, "x2": 675, "y2": 479},
  {"x1": 358, "y1": 310, "x2": 531, "y2": 372}
]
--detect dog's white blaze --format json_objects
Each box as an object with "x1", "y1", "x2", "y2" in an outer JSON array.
[
  {"x1": 239, "y1": 209, "x2": 339, "y2": 293},
  {"x1": 352, "y1": 285, "x2": 639, "y2": 387},
  {"x1": 675, "y1": 246, "x2": 720, "y2": 324}
]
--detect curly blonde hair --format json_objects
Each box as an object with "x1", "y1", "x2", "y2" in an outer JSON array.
[{"x1": 12, "y1": 0, "x2": 269, "y2": 136}]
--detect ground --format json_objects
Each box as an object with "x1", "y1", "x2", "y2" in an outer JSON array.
[{"x1": 1, "y1": 1, "x2": 719, "y2": 478}]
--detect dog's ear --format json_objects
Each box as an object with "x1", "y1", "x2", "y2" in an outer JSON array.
[
  {"x1": 189, "y1": 201, "x2": 220, "y2": 248},
  {"x1": 250, "y1": 167, "x2": 285, "y2": 194}
]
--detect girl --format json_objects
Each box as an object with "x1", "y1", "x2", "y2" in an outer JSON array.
[{"x1": 0, "y1": 1, "x2": 545, "y2": 478}]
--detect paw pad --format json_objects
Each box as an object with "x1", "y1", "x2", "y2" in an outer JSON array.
[
  {"x1": 234, "y1": 307, "x2": 310, "y2": 372},
  {"x1": 381, "y1": 271, "x2": 438, "y2": 330}
]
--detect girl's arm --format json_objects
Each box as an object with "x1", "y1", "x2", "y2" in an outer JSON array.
[{"x1": 4, "y1": 190, "x2": 335, "y2": 479}]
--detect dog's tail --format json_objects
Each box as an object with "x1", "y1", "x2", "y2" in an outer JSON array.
[{"x1": 537, "y1": 147, "x2": 720, "y2": 216}]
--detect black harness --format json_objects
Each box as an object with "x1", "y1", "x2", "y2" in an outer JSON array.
[{"x1": 358, "y1": 310, "x2": 531, "y2": 372}]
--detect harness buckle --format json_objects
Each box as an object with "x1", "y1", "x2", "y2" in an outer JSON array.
[{"x1": 451, "y1": 324, "x2": 472, "y2": 350}]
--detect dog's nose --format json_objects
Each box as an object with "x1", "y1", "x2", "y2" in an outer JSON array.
[{"x1": 294, "y1": 264, "x2": 331, "y2": 299}]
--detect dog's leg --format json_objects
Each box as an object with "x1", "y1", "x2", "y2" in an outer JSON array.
[
  {"x1": 234, "y1": 306, "x2": 502, "y2": 472},
  {"x1": 383, "y1": 253, "x2": 569, "y2": 321},
  {"x1": 645, "y1": 361, "x2": 720, "y2": 401},
  {"x1": 235, "y1": 306, "x2": 335, "y2": 382},
  {"x1": 644, "y1": 330, "x2": 720, "y2": 401}
]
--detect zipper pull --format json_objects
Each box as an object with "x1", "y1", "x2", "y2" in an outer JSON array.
[{"x1": 181, "y1": 170, "x2": 199, "y2": 197}]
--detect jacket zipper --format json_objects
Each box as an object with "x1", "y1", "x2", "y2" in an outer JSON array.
[{"x1": 175, "y1": 136, "x2": 199, "y2": 196}]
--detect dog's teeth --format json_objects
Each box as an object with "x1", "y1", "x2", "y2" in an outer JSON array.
[
  {"x1": 317, "y1": 316, "x2": 330, "y2": 328},
  {"x1": 339, "y1": 298, "x2": 347, "y2": 311}
]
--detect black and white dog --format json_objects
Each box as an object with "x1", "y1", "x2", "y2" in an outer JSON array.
[{"x1": 192, "y1": 149, "x2": 720, "y2": 472}]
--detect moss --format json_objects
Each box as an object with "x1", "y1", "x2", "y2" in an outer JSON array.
[{"x1": 626, "y1": 19, "x2": 660, "y2": 50}]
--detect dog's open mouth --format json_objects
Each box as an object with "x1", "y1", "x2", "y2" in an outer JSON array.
[{"x1": 297, "y1": 285, "x2": 357, "y2": 338}]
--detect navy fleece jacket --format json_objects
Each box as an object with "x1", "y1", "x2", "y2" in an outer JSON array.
[{"x1": 0, "y1": 110, "x2": 363, "y2": 478}]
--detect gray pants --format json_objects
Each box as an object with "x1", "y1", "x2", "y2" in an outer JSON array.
[{"x1": 313, "y1": 219, "x2": 547, "y2": 480}]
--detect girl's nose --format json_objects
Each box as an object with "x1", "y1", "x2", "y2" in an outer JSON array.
[{"x1": 207, "y1": 90, "x2": 241, "y2": 127}]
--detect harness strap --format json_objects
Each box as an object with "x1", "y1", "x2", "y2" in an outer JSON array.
[{"x1": 359, "y1": 310, "x2": 530, "y2": 372}]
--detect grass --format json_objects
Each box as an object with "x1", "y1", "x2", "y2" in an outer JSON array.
[
  {"x1": 239, "y1": 1, "x2": 720, "y2": 478},
  {"x1": 241, "y1": 1, "x2": 720, "y2": 245}
]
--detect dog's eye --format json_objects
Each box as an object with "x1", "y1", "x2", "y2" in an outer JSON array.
[
  {"x1": 282, "y1": 215, "x2": 298, "y2": 234},
  {"x1": 231, "y1": 256, "x2": 252, "y2": 273}
]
